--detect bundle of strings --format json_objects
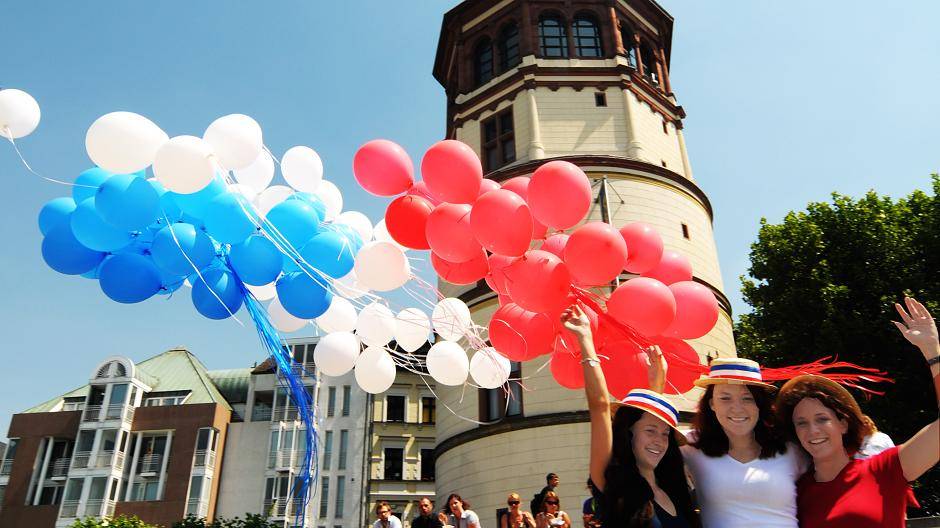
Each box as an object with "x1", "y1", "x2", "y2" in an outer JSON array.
[
  {"x1": 570, "y1": 287, "x2": 893, "y2": 396},
  {"x1": 244, "y1": 294, "x2": 318, "y2": 524}
]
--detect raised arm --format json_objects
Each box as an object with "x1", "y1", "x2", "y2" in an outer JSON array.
[
  {"x1": 893, "y1": 297, "x2": 940, "y2": 481},
  {"x1": 561, "y1": 305, "x2": 612, "y2": 491}
]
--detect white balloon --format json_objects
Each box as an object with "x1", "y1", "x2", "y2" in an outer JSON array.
[
  {"x1": 373, "y1": 219, "x2": 407, "y2": 251},
  {"x1": 203, "y1": 114, "x2": 263, "y2": 170},
  {"x1": 315, "y1": 180, "x2": 343, "y2": 220},
  {"x1": 432, "y1": 298, "x2": 473, "y2": 341},
  {"x1": 469, "y1": 347, "x2": 511, "y2": 389},
  {"x1": 153, "y1": 135, "x2": 216, "y2": 194},
  {"x1": 427, "y1": 341, "x2": 470, "y2": 386},
  {"x1": 246, "y1": 281, "x2": 276, "y2": 301},
  {"x1": 355, "y1": 302, "x2": 396, "y2": 347},
  {"x1": 313, "y1": 331, "x2": 361, "y2": 377},
  {"x1": 315, "y1": 296, "x2": 358, "y2": 333},
  {"x1": 234, "y1": 149, "x2": 275, "y2": 193},
  {"x1": 354, "y1": 242, "x2": 411, "y2": 292},
  {"x1": 254, "y1": 185, "x2": 294, "y2": 217},
  {"x1": 268, "y1": 297, "x2": 309, "y2": 333},
  {"x1": 395, "y1": 308, "x2": 431, "y2": 352},
  {"x1": 281, "y1": 146, "x2": 323, "y2": 193},
  {"x1": 333, "y1": 270, "x2": 369, "y2": 299},
  {"x1": 0, "y1": 89, "x2": 40, "y2": 139},
  {"x1": 335, "y1": 211, "x2": 373, "y2": 242},
  {"x1": 227, "y1": 183, "x2": 258, "y2": 202},
  {"x1": 86, "y1": 111, "x2": 168, "y2": 174},
  {"x1": 354, "y1": 346, "x2": 397, "y2": 394}
]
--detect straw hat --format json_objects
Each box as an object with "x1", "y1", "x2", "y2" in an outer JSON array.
[
  {"x1": 610, "y1": 388, "x2": 687, "y2": 444},
  {"x1": 692, "y1": 357, "x2": 777, "y2": 390}
]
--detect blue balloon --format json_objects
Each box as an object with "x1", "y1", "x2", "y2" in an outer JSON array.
[
  {"x1": 229, "y1": 234, "x2": 282, "y2": 286},
  {"x1": 167, "y1": 177, "x2": 226, "y2": 221},
  {"x1": 70, "y1": 198, "x2": 134, "y2": 252},
  {"x1": 41, "y1": 224, "x2": 106, "y2": 275},
  {"x1": 95, "y1": 173, "x2": 159, "y2": 231},
  {"x1": 191, "y1": 268, "x2": 244, "y2": 320},
  {"x1": 327, "y1": 223, "x2": 364, "y2": 251},
  {"x1": 287, "y1": 192, "x2": 327, "y2": 221},
  {"x1": 203, "y1": 192, "x2": 258, "y2": 244},
  {"x1": 150, "y1": 223, "x2": 216, "y2": 275},
  {"x1": 73, "y1": 167, "x2": 111, "y2": 203},
  {"x1": 155, "y1": 185, "x2": 184, "y2": 223},
  {"x1": 265, "y1": 199, "x2": 322, "y2": 247},
  {"x1": 98, "y1": 253, "x2": 162, "y2": 304},
  {"x1": 282, "y1": 252, "x2": 301, "y2": 273},
  {"x1": 300, "y1": 231, "x2": 356, "y2": 278},
  {"x1": 38, "y1": 197, "x2": 77, "y2": 236},
  {"x1": 276, "y1": 271, "x2": 332, "y2": 319}
]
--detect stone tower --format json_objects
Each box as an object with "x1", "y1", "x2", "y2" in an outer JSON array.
[{"x1": 431, "y1": 1, "x2": 734, "y2": 525}]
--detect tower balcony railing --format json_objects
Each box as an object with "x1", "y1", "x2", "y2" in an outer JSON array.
[
  {"x1": 50, "y1": 458, "x2": 71, "y2": 479},
  {"x1": 138, "y1": 453, "x2": 163, "y2": 475},
  {"x1": 193, "y1": 449, "x2": 216, "y2": 468},
  {"x1": 82, "y1": 405, "x2": 102, "y2": 422},
  {"x1": 60, "y1": 499, "x2": 80, "y2": 518},
  {"x1": 71, "y1": 451, "x2": 91, "y2": 469},
  {"x1": 0, "y1": 459, "x2": 12, "y2": 475}
]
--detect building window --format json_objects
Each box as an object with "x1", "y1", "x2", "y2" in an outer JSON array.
[
  {"x1": 341, "y1": 386, "x2": 350, "y2": 416},
  {"x1": 327, "y1": 386, "x2": 336, "y2": 417},
  {"x1": 661, "y1": 160, "x2": 667, "y2": 168},
  {"x1": 499, "y1": 22, "x2": 521, "y2": 72},
  {"x1": 384, "y1": 447, "x2": 404, "y2": 480},
  {"x1": 621, "y1": 24, "x2": 636, "y2": 66},
  {"x1": 594, "y1": 92, "x2": 607, "y2": 107},
  {"x1": 640, "y1": 43, "x2": 659, "y2": 85},
  {"x1": 144, "y1": 390, "x2": 191, "y2": 407},
  {"x1": 573, "y1": 14, "x2": 603, "y2": 57},
  {"x1": 420, "y1": 448, "x2": 435, "y2": 481},
  {"x1": 338, "y1": 430, "x2": 348, "y2": 470},
  {"x1": 386, "y1": 395, "x2": 405, "y2": 422},
  {"x1": 334, "y1": 476, "x2": 345, "y2": 517},
  {"x1": 474, "y1": 38, "x2": 494, "y2": 86},
  {"x1": 538, "y1": 15, "x2": 568, "y2": 58},
  {"x1": 323, "y1": 431, "x2": 333, "y2": 470},
  {"x1": 0, "y1": 439, "x2": 17, "y2": 475},
  {"x1": 420, "y1": 397, "x2": 436, "y2": 424},
  {"x1": 482, "y1": 109, "x2": 515, "y2": 172},
  {"x1": 681, "y1": 223, "x2": 690, "y2": 240},
  {"x1": 480, "y1": 362, "x2": 523, "y2": 421},
  {"x1": 319, "y1": 477, "x2": 329, "y2": 518}
]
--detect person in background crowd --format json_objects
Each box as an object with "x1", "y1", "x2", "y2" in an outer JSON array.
[
  {"x1": 374, "y1": 500, "x2": 403, "y2": 528},
  {"x1": 775, "y1": 297, "x2": 939, "y2": 528},
  {"x1": 855, "y1": 415, "x2": 895, "y2": 459},
  {"x1": 531, "y1": 472, "x2": 559, "y2": 514},
  {"x1": 501, "y1": 492, "x2": 535, "y2": 528},
  {"x1": 439, "y1": 493, "x2": 482, "y2": 528},
  {"x1": 413, "y1": 497, "x2": 444, "y2": 528},
  {"x1": 581, "y1": 479, "x2": 602, "y2": 528},
  {"x1": 535, "y1": 491, "x2": 572, "y2": 528}
]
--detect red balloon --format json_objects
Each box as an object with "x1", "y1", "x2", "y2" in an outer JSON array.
[
  {"x1": 421, "y1": 140, "x2": 482, "y2": 204},
  {"x1": 431, "y1": 250, "x2": 488, "y2": 285},
  {"x1": 607, "y1": 277, "x2": 677, "y2": 337},
  {"x1": 489, "y1": 303, "x2": 555, "y2": 361},
  {"x1": 501, "y1": 176, "x2": 549, "y2": 239},
  {"x1": 564, "y1": 222, "x2": 628, "y2": 285},
  {"x1": 601, "y1": 341, "x2": 649, "y2": 400},
  {"x1": 653, "y1": 337, "x2": 702, "y2": 394},
  {"x1": 425, "y1": 203, "x2": 481, "y2": 262},
  {"x1": 552, "y1": 302, "x2": 599, "y2": 356},
  {"x1": 528, "y1": 161, "x2": 592, "y2": 229},
  {"x1": 498, "y1": 293, "x2": 513, "y2": 306},
  {"x1": 407, "y1": 181, "x2": 441, "y2": 206},
  {"x1": 539, "y1": 233, "x2": 569, "y2": 259},
  {"x1": 485, "y1": 254, "x2": 517, "y2": 294},
  {"x1": 352, "y1": 140, "x2": 415, "y2": 196},
  {"x1": 385, "y1": 195, "x2": 434, "y2": 250},
  {"x1": 505, "y1": 250, "x2": 572, "y2": 314},
  {"x1": 478, "y1": 178, "x2": 500, "y2": 196},
  {"x1": 619, "y1": 222, "x2": 664, "y2": 274},
  {"x1": 471, "y1": 190, "x2": 534, "y2": 257},
  {"x1": 662, "y1": 281, "x2": 719, "y2": 339},
  {"x1": 551, "y1": 349, "x2": 585, "y2": 389},
  {"x1": 643, "y1": 250, "x2": 693, "y2": 285}
]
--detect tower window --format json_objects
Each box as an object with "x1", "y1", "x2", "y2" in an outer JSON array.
[
  {"x1": 662, "y1": 121, "x2": 669, "y2": 134},
  {"x1": 498, "y1": 23, "x2": 521, "y2": 72},
  {"x1": 640, "y1": 43, "x2": 659, "y2": 85},
  {"x1": 681, "y1": 223, "x2": 690, "y2": 239},
  {"x1": 573, "y1": 14, "x2": 603, "y2": 57},
  {"x1": 481, "y1": 108, "x2": 515, "y2": 172},
  {"x1": 479, "y1": 362, "x2": 523, "y2": 421},
  {"x1": 621, "y1": 25, "x2": 636, "y2": 67},
  {"x1": 474, "y1": 38, "x2": 494, "y2": 87},
  {"x1": 538, "y1": 15, "x2": 568, "y2": 58},
  {"x1": 594, "y1": 92, "x2": 607, "y2": 107}
]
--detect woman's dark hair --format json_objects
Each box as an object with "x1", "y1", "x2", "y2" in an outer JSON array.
[
  {"x1": 443, "y1": 493, "x2": 470, "y2": 515},
  {"x1": 598, "y1": 406, "x2": 700, "y2": 528},
  {"x1": 774, "y1": 376, "x2": 873, "y2": 456},
  {"x1": 692, "y1": 384, "x2": 786, "y2": 458}
]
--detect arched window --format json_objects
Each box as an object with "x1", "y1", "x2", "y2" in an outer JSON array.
[
  {"x1": 620, "y1": 24, "x2": 636, "y2": 66},
  {"x1": 474, "y1": 38, "x2": 494, "y2": 86},
  {"x1": 573, "y1": 14, "x2": 603, "y2": 57},
  {"x1": 640, "y1": 42, "x2": 659, "y2": 84},
  {"x1": 538, "y1": 15, "x2": 568, "y2": 58},
  {"x1": 498, "y1": 23, "x2": 521, "y2": 72},
  {"x1": 96, "y1": 364, "x2": 111, "y2": 379},
  {"x1": 115, "y1": 363, "x2": 126, "y2": 377}
]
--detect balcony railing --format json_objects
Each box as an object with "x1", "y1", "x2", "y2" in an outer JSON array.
[
  {"x1": 264, "y1": 499, "x2": 297, "y2": 519},
  {"x1": 0, "y1": 459, "x2": 12, "y2": 475},
  {"x1": 71, "y1": 451, "x2": 91, "y2": 469},
  {"x1": 252, "y1": 406, "x2": 272, "y2": 422},
  {"x1": 288, "y1": 362, "x2": 316, "y2": 377},
  {"x1": 60, "y1": 499, "x2": 80, "y2": 518},
  {"x1": 94, "y1": 450, "x2": 114, "y2": 468},
  {"x1": 50, "y1": 458, "x2": 70, "y2": 479},
  {"x1": 268, "y1": 449, "x2": 297, "y2": 469},
  {"x1": 272, "y1": 406, "x2": 299, "y2": 422},
  {"x1": 138, "y1": 453, "x2": 163, "y2": 475},
  {"x1": 84, "y1": 499, "x2": 116, "y2": 517},
  {"x1": 187, "y1": 498, "x2": 209, "y2": 518},
  {"x1": 83, "y1": 405, "x2": 102, "y2": 422},
  {"x1": 114, "y1": 450, "x2": 126, "y2": 471},
  {"x1": 193, "y1": 449, "x2": 216, "y2": 468}
]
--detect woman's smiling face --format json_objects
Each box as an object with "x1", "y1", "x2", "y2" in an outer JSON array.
[
  {"x1": 709, "y1": 383, "x2": 760, "y2": 437},
  {"x1": 792, "y1": 397, "x2": 848, "y2": 460},
  {"x1": 631, "y1": 411, "x2": 670, "y2": 470}
]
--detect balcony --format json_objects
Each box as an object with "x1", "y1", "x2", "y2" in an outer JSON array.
[
  {"x1": 252, "y1": 406, "x2": 272, "y2": 422},
  {"x1": 50, "y1": 458, "x2": 70, "y2": 480},
  {"x1": 82, "y1": 405, "x2": 101, "y2": 422},
  {"x1": 272, "y1": 406, "x2": 299, "y2": 422},
  {"x1": 60, "y1": 499, "x2": 80, "y2": 518},
  {"x1": 104, "y1": 404, "x2": 134, "y2": 424},
  {"x1": 193, "y1": 449, "x2": 216, "y2": 468},
  {"x1": 85, "y1": 499, "x2": 116, "y2": 517},
  {"x1": 268, "y1": 449, "x2": 296, "y2": 470},
  {"x1": 0, "y1": 459, "x2": 12, "y2": 475},
  {"x1": 94, "y1": 450, "x2": 114, "y2": 468},
  {"x1": 288, "y1": 362, "x2": 316, "y2": 377},
  {"x1": 71, "y1": 451, "x2": 91, "y2": 469},
  {"x1": 138, "y1": 453, "x2": 163, "y2": 476},
  {"x1": 264, "y1": 499, "x2": 297, "y2": 519},
  {"x1": 187, "y1": 498, "x2": 209, "y2": 518}
]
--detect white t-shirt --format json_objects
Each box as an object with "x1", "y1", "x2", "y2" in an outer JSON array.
[
  {"x1": 681, "y1": 443, "x2": 806, "y2": 528},
  {"x1": 856, "y1": 431, "x2": 895, "y2": 459},
  {"x1": 373, "y1": 515, "x2": 403, "y2": 528},
  {"x1": 446, "y1": 510, "x2": 481, "y2": 528}
]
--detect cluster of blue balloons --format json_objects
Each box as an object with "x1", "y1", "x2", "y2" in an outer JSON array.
[{"x1": 40, "y1": 167, "x2": 363, "y2": 321}]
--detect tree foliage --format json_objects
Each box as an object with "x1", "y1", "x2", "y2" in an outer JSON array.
[
  {"x1": 171, "y1": 513, "x2": 280, "y2": 528},
  {"x1": 735, "y1": 175, "x2": 939, "y2": 515},
  {"x1": 70, "y1": 515, "x2": 160, "y2": 528}
]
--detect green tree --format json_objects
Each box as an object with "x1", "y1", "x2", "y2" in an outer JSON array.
[
  {"x1": 735, "y1": 175, "x2": 939, "y2": 515},
  {"x1": 69, "y1": 515, "x2": 161, "y2": 528},
  {"x1": 172, "y1": 513, "x2": 279, "y2": 528}
]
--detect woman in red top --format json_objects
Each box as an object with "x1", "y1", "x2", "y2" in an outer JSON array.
[{"x1": 775, "y1": 297, "x2": 940, "y2": 527}]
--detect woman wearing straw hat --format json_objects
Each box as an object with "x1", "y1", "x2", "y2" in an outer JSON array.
[
  {"x1": 561, "y1": 305, "x2": 700, "y2": 527},
  {"x1": 774, "y1": 297, "x2": 939, "y2": 527}
]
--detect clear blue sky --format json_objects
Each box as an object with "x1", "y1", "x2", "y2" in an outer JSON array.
[{"x1": 1, "y1": 1, "x2": 937, "y2": 440}]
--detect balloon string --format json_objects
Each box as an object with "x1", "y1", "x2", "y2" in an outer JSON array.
[{"x1": 3, "y1": 128, "x2": 98, "y2": 189}]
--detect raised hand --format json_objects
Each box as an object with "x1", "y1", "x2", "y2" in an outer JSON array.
[
  {"x1": 893, "y1": 297, "x2": 939, "y2": 355},
  {"x1": 645, "y1": 345, "x2": 667, "y2": 393},
  {"x1": 560, "y1": 304, "x2": 592, "y2": 340}
]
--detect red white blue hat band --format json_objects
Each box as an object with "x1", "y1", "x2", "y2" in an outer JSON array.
[
  {"x1": 693, "y1": 358, "x2": 777, "y2": 389},
  {"x1": 618, "y1": 389, "x2": 680, "y2": 429}
]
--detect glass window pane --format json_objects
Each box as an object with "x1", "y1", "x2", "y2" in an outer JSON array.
[
  {"x1": 386, "y1": 396, "x2": 405, "y2": 422},
  {"x1": 341, "y1": 386, "x2": 350, "y2": 416},
  {"x1": 475, "y1": 38, "x2": 494, "y2": 86},
  {"x1": 484, "y1": 120, "x2": 498, "y2": 142},
  {"x1": 502, "y1": 139, "x2": 516, "y2": 163},
  {"x1": 327, "y1": 387, "x2": 336, "y2": 417},
  {"x1": 539, "y1": 16, "x2": 569, "y2": 58},
  {"x1": 109, "y1": 384, "x2": 128, "y2": 405},
  {"x1": 499, "y1": 23, "x2": 521, "y2": 71}
]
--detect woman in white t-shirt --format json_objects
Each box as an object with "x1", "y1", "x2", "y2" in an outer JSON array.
[
  {"x1": 440, "y1": 493, "x2": 482, "y2": 528},
  {"x1": 651, "y1": 355, "x2": 805, "y2": 528}
]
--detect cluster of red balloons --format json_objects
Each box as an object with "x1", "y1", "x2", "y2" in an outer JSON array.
[{"x1": 353, "y1": 139, "x2": 719, "y2": 398}]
